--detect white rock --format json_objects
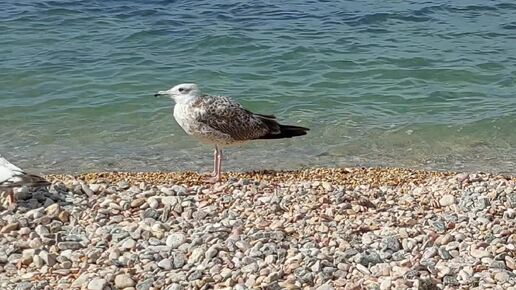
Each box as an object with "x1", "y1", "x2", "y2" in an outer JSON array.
[
  {"x1": 380, "y1": 278, "x2": 392, "y2": 290},
  {"x1": 494, "y1": 271, "x2": 510, "y2": 282},
  {"x1": 158, "y1": 258, "x2": 173, "y2": 270},
  {"x1": 114, "y1": 273, "x2": 135, "y2": 288},
  {"x1": 439, "y1": 194, "x2": 455, "y2": 207},
  {"x1": 316, "y1": 283, "x2": 334, "y2": 290},
  {"x1": 87, "y1": 277, "x2": 107, "y2": 290},
  {"x1": 470, "y1": 248, "x2": 490, "y2": 258},
  {"x1": 188, "y1": 246, "x2": 206, "y2": 264},
  {"x1": 121, "y1": 238, "x2": 136, "y2": 250},
  {"x1": 166, "y1": 233, "x2": 186, "y2": 249},
  {"x1": 356, "y1": 264, "x2": 370, "y2": 275}
]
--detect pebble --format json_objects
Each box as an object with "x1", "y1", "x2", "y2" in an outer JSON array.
[
  {"x1": 121, "y1": 238, "x2": 137, "y2": 250},
  {"x1": 0, "y1": 170, "x2": 513, "y2": 290},
  {"x1": 470, "y1": 247, "x2": 490, "y2": 258},
  {"x1": 439, "y1": 194, "x2": 456, "y2": 207},
  {"x1": 316, "y1": 283, "x2": 334, "y2": 290},
  {"x1": 380, "y1": 278, "x2": 392, "y2": 290},
  {"x1": 15, "y1": 282, "x2": 33, "y2": 290},
  {"x1": 87, "y1": 278, "x2": 107, "y2": 290},
  {"x1": 494, "y1": 271, "x2": 511, "y2": 282},
  {"x1": 158, "y1": 258, "x2": 173, "y2": 270},
  {"x1": 131, "y1": 198, "x2": 146, "y2": 208},
  {"x1": 115, "y1": 274, "x2": 136, "y2": 288},
  {"x1": 39, "y1": 250, "x2": 56, "y2": 267},
  {"x1": 166, "y1": 233, "x2": 186, "y2": 249},
  {"x1": 0, "y1": 222, "x2": 19, "y2": 233}
]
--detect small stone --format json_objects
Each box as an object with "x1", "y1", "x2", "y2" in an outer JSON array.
[
  {"x1": 136, "y1": 279, "x2": 153, "y2": 290},
  {"x1": 147, "y1": 197, "x2": 159, "y2": 209},
  {"x1": 142, "y1": 208, "x2": 159, "y2": 219},
  {"x1": 39, "y1": 250, "x2": 56, "y2": 267},
  {"x1": 359, "y1": 251, "x2": 383, "y2": 266},
  {"x1": 61, "y1": 260, "x2": 72, "y2": 269},
  {"x1": 220, "y1": 268, "x2": 232, "y2": 279},
  {"x1": 0, "y1": 222, "x2": 19, "y2": 233},
  {"x1": 371, "y1": 263, "x2": 391, "y2": 277},
  {"x1": 171, "y1": 185, "x2": 187, "y2": 195},
  {"x1": 205, "y1": 244, "x2": 218, "y2": 261},
  {"x1": 117, "y1": 181, "x2": 130, "y2": 189},
  {"x1": 188, "y1": 246, "x2": 206, "y2": 264},
  {"x1": 88, "y1": 277, "x2": 107, "y2": 290},
  {"x1": 158, "y1": 258, "x2": 173, "y2": 270},
  {"x1": 438, "y1": 247, "x2": 452, "y2": 260},
  {"x1": 21, "y1": 249, "x2": 36, "y2": 266},
  {"x1": 436, "y1": 264, "x2": 451, "y2": 276},
  {"x1": 166, "y1": 233, "x2": 186, "y2": 249},
  {"x1": 58, "y1": 211, "x2": 70, "y2": 222},
  {"x1": 15, "y1": 282, "x2": 33, "y2": 290},
  {"x1": 45, "y1": 203, "x2": 60, "y2": 215},
  {"x1": 382, "y1": 236, "x2": 401, "y2": 252},
  {"x1": 33, "y1": 255, "x2": 44, "y2": 268},
  {"x1": 121, "y1": 238, "x2": 137, "y2": 250},
  {"x1": 115, "y1": 273, "x2": 136, "y2": 288},
  {"x1": 57, "y1": 241, "x2": 83, "y2": 250},
  {"x1": 458, "y1": 268, "x2": 472, "y2": 282},
  {"x1": 470, "y1": 248, "x2": 490, "y2": 258},
  {"x1": 18, "y1": 227, "x2": 31, "y2": 235},
  {"x1": 173, "y1": 252, "x2": 187, "y2": 269},
  {"x1": 422, "y1": 246, "x2": 437, "y2": 260},
  {"x1": 166, "y1": 284, "x2": 182, "y2": 290},
  {"x1": 439, "y1": 195, "x2": 455, "y2": 207},
  {"x1": 392, "y1": 266, "x2": 409, "y2": 277},
  {"x1": 380, "y1": 278, "x2": 392, "y2": 290},
  {"x1": 356, "y1": 264, "x2": 370, "y2": 275},
  {"x1": 490, "y1": 260, "x2": 506, "y2": 269},
  {"x1": 506, "y1": 256, "x2": 516, "y2": 270},
  {"x1": 316, "y1": 283, "x2": 334, "y2": 290},
  {"x1": 494, "y1": 271, "x2": 510, "y2": 282},
  {"x1": 35, "y1": 225, "x2": 50, "y2": 237},
  {"x1": 131, "y1": 198, "x2": 146, "y2": 208},
  {"x1": 71, "y1": 273, "x2": 90, "y2": 288},
  {"x1": 162, "y1": 196, "x2": 178, "y2": 206},
  {"x1": 242, "y1": 263, "x2": 258, "y2": 273},
  {"x1": 442, "y1": 275, "x2": 459, "y2": 286}
]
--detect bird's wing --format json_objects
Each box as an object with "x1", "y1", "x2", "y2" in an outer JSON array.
[
  {"x1": 0, "y1": 156, "x2": 25, "y2": 184},
  {"x1": 0, "y1": 155, "x2": 24, "y2": 173},
  {"x1": 0, "y1": 155, "x2": 49, "y2": 188},
  {"x1": 192, "y1": 95, "x2": 281, "y2": 141}
]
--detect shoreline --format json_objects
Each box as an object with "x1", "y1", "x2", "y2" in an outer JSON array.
[
  {"x1": 45, "y1": 167, "x2": 480, "y2": 186},
  {"x1": 1, "y1": 167, "x2": 515, "y2": 289}
]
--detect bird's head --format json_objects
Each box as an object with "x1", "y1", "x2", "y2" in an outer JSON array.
[{"x1": 154, "y1": 83, "x2": 201, "y2": 103}]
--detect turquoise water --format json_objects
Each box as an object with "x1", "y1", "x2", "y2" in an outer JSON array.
[{"x1": 1, "y1": 1, "x2": 515, "y2": 174}]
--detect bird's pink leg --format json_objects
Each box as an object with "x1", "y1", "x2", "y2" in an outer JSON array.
[
  {"x1": 211, "y1": 147, "x2": 218, "y2": 177},
  {"x1": 208, "y1": 147, "x2": 222, "y2": 183},
  {"x1": 216, "y1": 149, "x2": 223, "y2": 180},
  {"x1": 7, "y1": 189, "x2": 15, "y2": 208}
]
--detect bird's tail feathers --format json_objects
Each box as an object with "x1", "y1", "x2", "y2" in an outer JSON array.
[
  {"x1": 22, "y1": 174, "x2": 50, "y2": 187},
  {"x1": 258, "y1": 124, "x2": 310, "y2": 139}
]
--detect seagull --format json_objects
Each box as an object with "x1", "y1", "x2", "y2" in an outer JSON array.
[
  {"x1": 155, "y1": 83, "x2": 309, "y2": 182},
  {"x1": 0, "y1": 155, "x2": 50, "y2": 208}
]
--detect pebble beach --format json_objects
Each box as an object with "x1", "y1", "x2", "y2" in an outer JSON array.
[{"x1": 0, "y1": 168, "x2": 515, "y2": 290}]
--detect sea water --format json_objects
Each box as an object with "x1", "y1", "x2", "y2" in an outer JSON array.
[{"x1": 1, "y1": 1, "x2": 515, "y2": 174}]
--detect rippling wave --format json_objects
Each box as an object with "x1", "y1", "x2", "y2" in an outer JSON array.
[{"x1": 0, "y1": 0, "x2": 515, "y2": 174}]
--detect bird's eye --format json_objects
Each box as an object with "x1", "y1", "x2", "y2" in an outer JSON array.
[{"x1": 178, "y1": 88, "x2": 184, "y2": 92}]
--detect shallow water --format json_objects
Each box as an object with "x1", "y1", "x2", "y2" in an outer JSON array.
[{"x1": 1, "y1": 1, "x2": 515, "y2": 174}]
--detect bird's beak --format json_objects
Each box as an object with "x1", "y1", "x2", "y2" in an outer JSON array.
[{"x1": 154, "y1": 90, "x2": 167, "y2": 97}]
